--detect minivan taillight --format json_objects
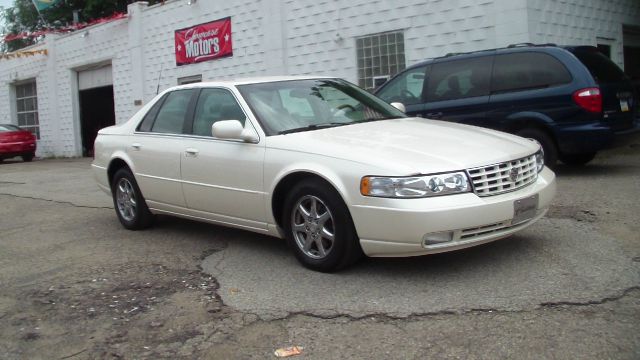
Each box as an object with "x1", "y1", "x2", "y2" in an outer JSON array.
[{"x1": 572, "y1": 87, "x2": 602, "y2": 113}]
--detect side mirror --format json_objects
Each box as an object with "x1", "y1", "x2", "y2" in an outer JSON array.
[
  {"x1": 212, "y1": 120, "x2": 259, "y2": 143},
  {"x1": 390, "y1": 102, "x2": 406, "y2": 113}
]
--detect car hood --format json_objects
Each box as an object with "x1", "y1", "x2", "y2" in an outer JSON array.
[{"x1": 265, "y1": 118, "x2": 540, "y2": 174}]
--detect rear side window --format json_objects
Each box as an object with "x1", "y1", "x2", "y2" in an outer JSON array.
[
  {"x1": 137, "y1": 94, "x2": 167, "y2": 132},
  {"x1": 426, "y1": 57, "x2": 491, "y2": 102},
  {"x1": 571, "y1": 48, "x2": 627, "y2": 83},
  {"x1": 150, "y1": 89, "x2": 195, "y2": 134},
  {"x1": 492, "y1": 52, "x2": 572, "y2": 93}
]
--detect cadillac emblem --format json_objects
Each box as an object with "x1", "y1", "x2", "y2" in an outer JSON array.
[{"x1": 509, "y1": 168, "x2": 520, "y2": 182}]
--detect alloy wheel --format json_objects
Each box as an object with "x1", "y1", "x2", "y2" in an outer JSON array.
[
  {"x1": 291, "y1": 195, "x2": 335, "y2": 259},
  {"x1": 116, "y1": 178, "x2": 137, "y2": 222}
]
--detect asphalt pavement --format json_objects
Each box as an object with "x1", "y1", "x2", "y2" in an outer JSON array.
[{"x1": 0, "y1": 141, "x2": 638, "y2": 358}]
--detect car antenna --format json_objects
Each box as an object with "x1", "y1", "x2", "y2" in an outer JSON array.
[{"x1": 156, "y1": 63, "x2": 164, "y2": 95}]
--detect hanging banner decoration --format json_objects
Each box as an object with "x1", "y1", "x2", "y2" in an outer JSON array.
[
  {"x1": 0, "y1": 49, "x2": 48, "y2": 60},
  {"x1": 175, "y1": 17, "x2": 233, "y2": 66},
  {"x1": 3, "y1": 12, "x2": 127, "y2": 42},
  {"x1": 31, "y1": 0, "x2": 61, "y2": 12}
]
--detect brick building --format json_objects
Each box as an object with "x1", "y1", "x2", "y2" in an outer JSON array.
[{"x1": 1, "y1": 0, "x2": 639, "y2": 157}]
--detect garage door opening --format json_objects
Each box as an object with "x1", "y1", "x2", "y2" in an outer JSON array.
[
  {"x1": 623, "y1": 25, "x2": 640, "y2": 98},
  {"x1": 77, "y1": 63, "x2": 115, "y2": 157},
  {"x1": 79, "y1": 86, "x2": 115, "y2": 157}
]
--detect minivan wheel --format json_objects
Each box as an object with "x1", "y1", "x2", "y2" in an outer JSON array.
[
  {"x1": 516, "y1": 128, "x2": 558, "y2": 169},
  {"x1": 560, "y1": 152, "x2": 596, "y2": 166},
  {"x1": 283, "y1": 178, "x2": 363, "y2": 272},
  {"x1": 111, "y1": 168, "x2": 154, "y2": 230}
]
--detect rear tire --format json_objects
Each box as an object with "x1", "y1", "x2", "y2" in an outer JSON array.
[
  {"x1": 283, "y1": 178, "x2": 363, "y2": 272},
  {"x1": 22, "y1": 154, "x2": 34, "y2": 162},
  {"x1": 111, "y1": 168, "x2": 154, "y2": 230},
  {"x1": 516, "y1": 128, "x2": 558, "y2": 170},
  {"x1": 560, "y1": 152, "x2": 596, "y2": 166}
]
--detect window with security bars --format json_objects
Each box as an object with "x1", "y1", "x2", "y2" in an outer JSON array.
[
  {"x1": 15, "y1": 81, "x2": 40, "y2": 139},
  {"x1": 357, "y1": 31, "x2": 406, "y2": 91}
]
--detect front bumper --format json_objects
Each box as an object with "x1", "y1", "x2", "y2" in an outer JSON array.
[{"x1": 350, "y1": 167, "x2": 556, "y2": 257}]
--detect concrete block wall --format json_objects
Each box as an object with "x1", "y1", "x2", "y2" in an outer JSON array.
[
  {"x1": 138, "y1": 0, "x2": 267, "y2": 103},
  {"x1": 50, "y1": 20, "x2": 130, "y2": 156},
  {"x1": 527, "y1": 0, "x2": 640, "y2": 68},
  {"x1": 282, "y1": 0, "x2": 501, "y2": 82},
  {"x1": 1, "y1": 0, "x2": 639, "y2": 157}
]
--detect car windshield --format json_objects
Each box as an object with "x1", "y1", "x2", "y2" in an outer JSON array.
[
  {"x1": 0, "y1": 124, "x2": 21, "y2": 132},
  {"x1": 237, "y1": 79, "x2": 406, "y2": 135}
]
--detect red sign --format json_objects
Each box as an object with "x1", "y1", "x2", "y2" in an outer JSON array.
[{"x1": 175, "y1": 17, "x2": 233, "y2": 66}]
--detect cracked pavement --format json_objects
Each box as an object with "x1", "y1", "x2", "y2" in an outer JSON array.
[{"x1": 0, "y1": 136, "x2": 639, "y2": 359}]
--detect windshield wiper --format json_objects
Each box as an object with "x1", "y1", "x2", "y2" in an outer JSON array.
[
  {"x1": 355, "y1": 116, "x2": 402, "y2": 123},
  {"x1": 278, "y1": 122, "x2": 348, "y2": 135}
]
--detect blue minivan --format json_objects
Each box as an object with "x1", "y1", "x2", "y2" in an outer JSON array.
[{"x1": 376, "y1": 44, "x2": 639, "y2": 167}]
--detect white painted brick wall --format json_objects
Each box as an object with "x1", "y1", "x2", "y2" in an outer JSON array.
[
  {"x1": 0, "y1": 0, "x2": 638, "y2": 157},
  {"x1": 527, "y1": 0, "x2": 640, "y2": 68}
]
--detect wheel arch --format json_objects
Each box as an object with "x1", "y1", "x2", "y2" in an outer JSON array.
[
  {"x1": 270, "y1": 169, "x2": 352, "y2": 230},
  {"x1": 106, "y1": 153, "x2": 135, "y2": 188},
  {"x1": 503, "y1": 113, "x2": 558, "y2": 147}
]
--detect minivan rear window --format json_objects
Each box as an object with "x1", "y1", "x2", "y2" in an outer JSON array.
[
  {"x1": 492, "y1": 52, "x2": 572, "y2": 93},
  {"x1": 571, "y1": 48, "x2": 627, "y2": 83}
]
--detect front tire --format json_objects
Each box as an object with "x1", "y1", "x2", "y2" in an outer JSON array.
[
  {"x1": 283, "y1": 178, "x2": 362, "y2": 272},
  {"x1": 560, "y1": 152, "x2": 596, "y2": 166},
  {"x1": 111, "y1": 168, "x2": 154, "y2": 230}
]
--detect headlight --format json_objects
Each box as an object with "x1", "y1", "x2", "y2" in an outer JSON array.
[
  {"x1": 360, "y1": 172, "x2": 470, "y2": 198},
  {"x1": 535, "y1": 149, "x2": 544, "y2": 173},
  {"x1": 527, "y1": 138, "x2": 545, "y2": 173}
]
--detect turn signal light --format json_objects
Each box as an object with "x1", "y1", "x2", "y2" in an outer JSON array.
[
  {"x1": 360, "y1": 177, "x2": 371, "y2": 196},
  {"x1": 572, "y1": 87, "x2": 602, "y2": 113}
]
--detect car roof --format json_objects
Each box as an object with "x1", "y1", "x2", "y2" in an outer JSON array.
[
  {"x1": 404, "y1": 44, "x2": 594, "y2": 70},
  {"x1": 171, "y1": 75, "x2": 339, "y2": 90}
]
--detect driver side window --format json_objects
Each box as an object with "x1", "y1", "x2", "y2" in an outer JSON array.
[
  {"x1": 377, "y1": 65, "x2": 427, "y2": 105},
  {"x1": 192, "y1": 88, "x2": 246, "y2": 137}
]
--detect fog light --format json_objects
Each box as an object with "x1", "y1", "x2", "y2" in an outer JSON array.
[{"x1": 423, "y1": 231, "x2": 454, "y2": 246}]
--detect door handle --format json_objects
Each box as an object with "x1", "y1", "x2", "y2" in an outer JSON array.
[
  {"x1": 185, "y1": 148, "x2": 199, "y2": 157},
  {"x1": 131, "y1": 143, "x2": 142, "y2": 150},
  {"x1": 425, "y1": 112, "x2": 443, "y2": 119}
]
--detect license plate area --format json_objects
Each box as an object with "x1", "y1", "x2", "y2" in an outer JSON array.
[
  {"x1": 620, "y1": 99, "x2": 629, "y2": 112},
  {"x1": 513, "y1": 194, "x2": 539, "y2": 225}
]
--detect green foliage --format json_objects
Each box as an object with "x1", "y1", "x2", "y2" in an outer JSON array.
[{"x1": 2, "y1": 0, "x2": 165, "y2": 52}]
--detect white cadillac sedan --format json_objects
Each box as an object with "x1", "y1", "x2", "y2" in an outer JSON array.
[{"x1": 93, "y1": 76, "x2": 556, "y2": 272}]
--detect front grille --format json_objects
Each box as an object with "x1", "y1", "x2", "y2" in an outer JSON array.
[
  {"x1": 467, "y1": 154, "x2": 538, "y2": 197},
  {"x1": 460, "y1": 221, "x2": 512, "y2": 239}
]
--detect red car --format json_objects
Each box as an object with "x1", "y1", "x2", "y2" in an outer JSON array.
[{"x1": 0, "y1": 124, "x2": 37, "y2": 162}]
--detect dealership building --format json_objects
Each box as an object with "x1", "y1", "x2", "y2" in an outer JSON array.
[{"x1": 1, "y1": 0, "x2": 639, "y2": 157}]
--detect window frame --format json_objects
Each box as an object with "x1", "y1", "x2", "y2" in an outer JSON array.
[
  {"x1": 137, "y1": 89, "x2": 198, "y2": 135},
  {"x1": 189, "y1": 86, "x2": 250, "y2": 138},
  {"x1": 356, "y1": 31, "x2": 406, "y2": 91},
  {"x1": 14, "y1": 80, "x2": 40, "y2": 139},
  {"x1": 178, "y1": 74, "x2": 203, "y2": 85}
]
